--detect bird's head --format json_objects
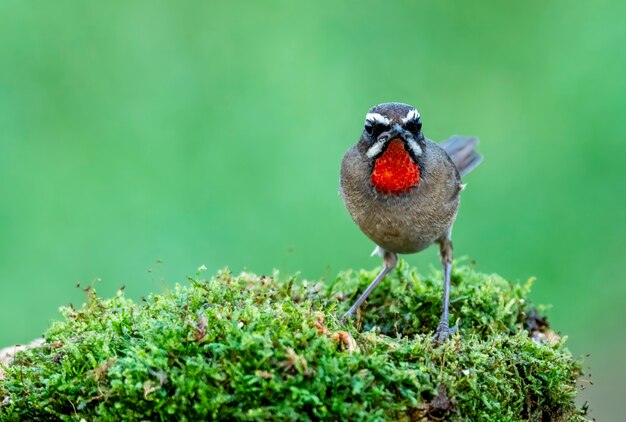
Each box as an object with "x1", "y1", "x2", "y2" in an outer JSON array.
[{"x1": 357, "y1": 102, "x2": 425, "y2": 195}]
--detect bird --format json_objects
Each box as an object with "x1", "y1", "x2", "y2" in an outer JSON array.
[{"x1": 339, "y1": 102, "x2": 482, "y2": 343}]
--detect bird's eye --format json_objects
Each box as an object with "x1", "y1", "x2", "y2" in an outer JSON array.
[
  {"x1": 365, "y1": 122, "x2": 390, "y2": 138},
  {"x1": 405, "y1": 117, "x2": 422, "y2": 134}
]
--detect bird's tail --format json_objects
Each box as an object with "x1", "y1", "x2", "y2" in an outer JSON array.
[{"x1": 440, "y1": 135, "x2": 483, "y2": 178}]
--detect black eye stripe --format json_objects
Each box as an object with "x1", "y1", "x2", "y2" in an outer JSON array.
[
  {"x1": 404, "y1": 117, "x2": 422, "y2": 134},
  {"x1": 365, "y1": 121, "x2": 390, "y2": 137}
]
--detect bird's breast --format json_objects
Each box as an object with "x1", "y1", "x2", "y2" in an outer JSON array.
[{"x1": 340, "y1": 143, "x2": 461, "y2": 254}]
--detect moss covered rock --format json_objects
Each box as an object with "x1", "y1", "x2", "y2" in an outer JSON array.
[{"x1": 0, "y1": 262, "x2": 588, "y2": 421}]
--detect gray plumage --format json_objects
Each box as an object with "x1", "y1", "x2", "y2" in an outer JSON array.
[
  {"x1": 340, "y1": 138, "x2": 462, "y2": 254},
  {"x1": 339, "y1": 102, "x2": 482, "y2": 343},
  {"x1": 440, "y1": 135, "x2": 483, "y2": 178}
]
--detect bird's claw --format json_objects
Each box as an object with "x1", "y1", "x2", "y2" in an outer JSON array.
[{"x1": 434, "y1": 320, "x2": 458, "y2": 344}]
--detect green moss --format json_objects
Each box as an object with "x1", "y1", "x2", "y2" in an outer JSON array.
[{"x1": 0, "y1": 262, "x2": 587, "y2": 421}]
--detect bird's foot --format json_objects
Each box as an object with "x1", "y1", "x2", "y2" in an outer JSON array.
[
  {"x1": 434, "y1": 320, "x2": 457, "y2": 345},
  {"x1": 340, "y1": 311, "x2": 353, "y2": 324}
]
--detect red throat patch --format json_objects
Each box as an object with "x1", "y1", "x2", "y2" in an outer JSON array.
[{"x1": 371, "y1": 139, "x2": 420, "y2": 194}]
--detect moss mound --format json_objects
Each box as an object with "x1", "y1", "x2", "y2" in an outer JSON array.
[{"x1": 0, "y1": 262, "x2": 587, "y2": 421}]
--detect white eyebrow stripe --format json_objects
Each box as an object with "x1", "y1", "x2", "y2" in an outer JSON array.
[
  {"x1": 365, "y1": 113, "x2": 390, "y2": 126},
  {"x1": 401, "y1": 108, "x2": 420, "y2": 124}
]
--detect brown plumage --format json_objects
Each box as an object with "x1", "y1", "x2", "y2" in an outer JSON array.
[{"x1": 339, "y1": 102, "x2": 482, "y2": 343}]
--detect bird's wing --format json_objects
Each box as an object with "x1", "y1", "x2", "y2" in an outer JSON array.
[{"x1": 440, "y1": 135, "x2": 483, "y2": 178}]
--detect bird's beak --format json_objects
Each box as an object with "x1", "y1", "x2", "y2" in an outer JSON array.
[
  {"x1": 378, "y1": 123, "x2": 422, "y2": 160},
  {"x1": 383, "y1": 124, "x2": 406, "y2": 142},
  {"x1": 367, "y1": 123, "x2": 421, "y2": 160}
]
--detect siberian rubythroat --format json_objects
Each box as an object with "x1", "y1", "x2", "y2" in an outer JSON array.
[{"x1": 340, "y1": 102, "x2": 482, "y2": 342}]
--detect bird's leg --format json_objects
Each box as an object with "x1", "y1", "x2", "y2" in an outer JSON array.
[
  {"x1": 342, "y1": 250, "x2": 398, "y2": 321},
  {"x1": 435, "y1": 236, "x2": 455, "y2": 343}
]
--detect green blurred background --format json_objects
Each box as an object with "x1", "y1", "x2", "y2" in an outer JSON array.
[{"x1": 1, "y1": 0, "x2": 624, "y2": 418}]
